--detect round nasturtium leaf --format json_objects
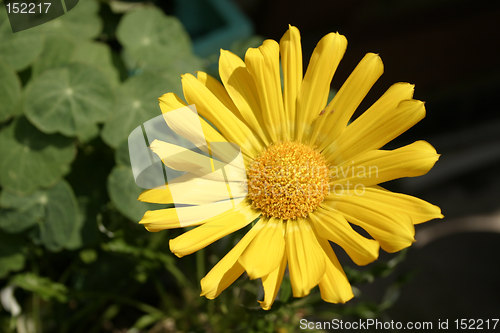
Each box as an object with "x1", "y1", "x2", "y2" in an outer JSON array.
[
  {"x1": 0, "y1": 189, "x2": 46, "y2": 233},
  {"x1": 0, "y1": 60, "x2": 22, "y2": 122},
  {"x1": 71, "y1": 41, "x2": 120, "y2": 86},
  {"x1": 31, "y1": 34, "x2": 76, "y2": 77},
  {"x1": 101, "y1": 71, "x2": 181, "y2": 148},
  {"x1": 0, "y1": 118, "x2": 76, "y2": 194},
  {"x1": 123, "y1": 47, "x2": 203, "y2": 75},
  {"x1": 117, "y1": 7, "x2": 191, "y2": 53},
  {"x1": 24, "y1": 63, "x2": 114, "y2": 139},
  {"x1": 35, "y1": 181, "x2": 81, "y2": 252},
  {"x1": 32, "y1": 36, "x2": 119, "y2": 87},
  {"x1": 117, "y1": 7, "x2": 199, "y2": 73},
  {"x1": 0, "y1": 181, "x2": 83, "y2": 252},
  {"x1": 1, "y1": 181, "x2": 82, "y2": 252},
  {"x1": 107, "y1": 166, "x2": 155, "y2": 221},
  {"x1": 0, "y1": 8, "x2": 44, "y2": 71}
]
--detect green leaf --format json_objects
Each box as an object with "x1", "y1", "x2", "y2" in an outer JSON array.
[
  {"x1": 101, "y1": 71, "x2": 181, "y2": 148},
  {"x1": 35, "y1": 181, "x2": 81, "y2": 252},
  {"x1": 31, "y1": 34, "x2": 76, "y2": 77},
  {"x1": 1, "y1": 180, "x2": 81, "y2": 251},
  {"x1": 0, "y1": 59, "x2": 22, "y2": 122},
  {"x1": 0, "y1": 118, "x2": 76, "y2": 194},
  {"x1": 71, "y1": 41, "x2": 120, "y2": 86},
  {"x1": 33, "y1": 36, "x2": 119, "y2": 86},
  {"x1": 0, "y1": 189, "x2": 45, "y2": 233},
  {"x1": 107, "y1": 166, "x2": 154, "y2": 221},
  {"x1": 123, "y1": 48, "x2": 203, "y2": 75},
  {"x1": 117, "y1": 8, "x2": 191, "y2": 54},
  {"x1": 115, "y1": 140, "x2": 131, "y2": 166},
  {"x1": 0, "y1": 7, "x2": 44, "y2": 71},
  {"x1": 117, "y1": 7, "x2": 201, "y2": 74},
  {"x1": 24, "y1": 63, "x2": 114, "y2": 139},
  {"x1": 35, "y1": 0, "x2": 102, "y2": 40},
  {"x1": 10, "y1": 272, "x2": 68, "y2": 302},
  {"x1": 0, "y1": 231, "x2": 26, "y2": 278}
]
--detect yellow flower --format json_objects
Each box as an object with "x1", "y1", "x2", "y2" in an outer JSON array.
[{"x1": 137, "y1": 26, "x2": 443, "y2": 310}]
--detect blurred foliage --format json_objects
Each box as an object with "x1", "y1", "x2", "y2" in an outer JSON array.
[{"x1": 0, "y1": 1, "x2": 407, "y2": 332}]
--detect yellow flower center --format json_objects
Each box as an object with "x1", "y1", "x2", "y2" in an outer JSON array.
[{"x1": 247, "y1": 141, "x2": 330, "y2": 220}]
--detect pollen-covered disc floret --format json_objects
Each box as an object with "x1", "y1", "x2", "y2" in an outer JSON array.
[{"x1": 247, "y1": 141, "x2": 330, "y2": 220}]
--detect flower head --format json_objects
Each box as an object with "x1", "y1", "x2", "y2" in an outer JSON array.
[{"x1": 137, "y1": 26, "x2": 443, "y2": 310}]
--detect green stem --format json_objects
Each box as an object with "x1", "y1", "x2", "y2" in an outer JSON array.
[{"x1": 196, "y1": 249, "x2": 205, "y2": 283}]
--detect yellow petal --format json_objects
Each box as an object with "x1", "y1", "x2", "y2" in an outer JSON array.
[
  {"x1": 285, "y1": 219, "x2": 325, "y2": 297},
  {"x1": 259, "y1": 254, "x2": 287, "y2": 310},
  {"x1": 158, "y1": 92, "x2": 186, "y2": 111},
  {"x1": 279, "y1": 25, "x2": 302, "y2": 139},
  {"x1": 311, "y1": 53, "x2": 383, "y2": 147},
  {"x1": 245, "y1": 40, "x2": 286, "y2": 141},
  {"x1": 159, "y1": 94, "x2": 227, "y2": 153},
  {"x1": 218, "y1": 50, "x2": 270, "y2": 145},
  {"x1": 138, "y1": 174, "x2": 247, "y2": 205},
  {"x1": 201, "y1": 219, "x2": 265, "y2": 299},
  {"x1": 324, "y1": 195, "x2": 415, "y2": 253},
  {"x1": 139, "y1": 199, "x2": 243, "y2": 231},
  {"x1": 181, "y1": 73, "x2": 263, "y2": 157},
  {"x1": 238, "y1": 217, "x2": 285, "y2": 279},
  {"x1": 315, "y1": 236, "x2": 354, "y2": 303},
  {"x1": 296, "y1": 32, "x2": 347, "y2": 141},
  {"x1": 196, "y1": 71, "x2": 239, "y2": 116},
  {"x1": 149, "y1": 139, "x2": 213, "y2": 175},
  {"x1": 323, "y1": 84, "x2": 417, "y2": 163},
  {"x1": 310, "y1": 207, "x2": 379, "y2": 266},
  {"x1": 350, "y1": 186, "x2": 443, "y2": 225},
  {"x1": 332, "y1": 140, "x2": 440, "y2": 187},
  {"x1": 169, "y1": 201, "x2": 260, "y2": 257},
  {"x1": 138, "y1": 186, "x2": 173, "y2": 204}
]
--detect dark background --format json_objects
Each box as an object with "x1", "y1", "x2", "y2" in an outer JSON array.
[{"x1": 233, "y1": 0, "x2": 500, "y2": 323}]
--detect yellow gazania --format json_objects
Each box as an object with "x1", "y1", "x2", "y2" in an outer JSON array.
[{"x1": 138, "y1": 26, "x2": 443, "y2": 310}]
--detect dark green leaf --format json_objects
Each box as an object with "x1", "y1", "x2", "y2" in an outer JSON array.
[
  {"x1": 117, "y1": 7, "x2": 191, "y2": 55},
  {"x1": 31, "y1": 34, "x2": 76, "y2": 77},
  {"x1": 0, "y1": 189, "x2": 45, "y2": 233},
  {"x1": 33, "y1": 36, "x2": 119, "y2": 87},
  {"x1": 115, "y1": 140, "x2": 131, "y2": 166},
  {"x1": 71, "y1": 41, "x2": 120, "y2": 86},
  {"x1": 0, "y1": 7, "x2": 44, "y2": 71},
  {"x1": 101, "y1": 71, "x2": 180, "y2": 148},
  {"x1": 117, "y1": 7, "x2": 201, "y2": 74},
  {"x1": 107, "y1": 166, "x2": 154, "y2": 221},
  {"x1": 0, "y1": 59, "x2": 22, "y2": 122},
  {"x1": 0, "y1": 118, "x2": 76, "y2": 193},
  {"x1": 24, "y1": 63, "x2": 114, "y2": 139},
  {"x1": 36, "y1": 181, "x2": 81, "y2": 251},
  {"x1": 10, "y1": 272, "x2": 68, "y2": 302},
  {"x1": 0, "y1": 180, "x2": 82, "y2": 251}
]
